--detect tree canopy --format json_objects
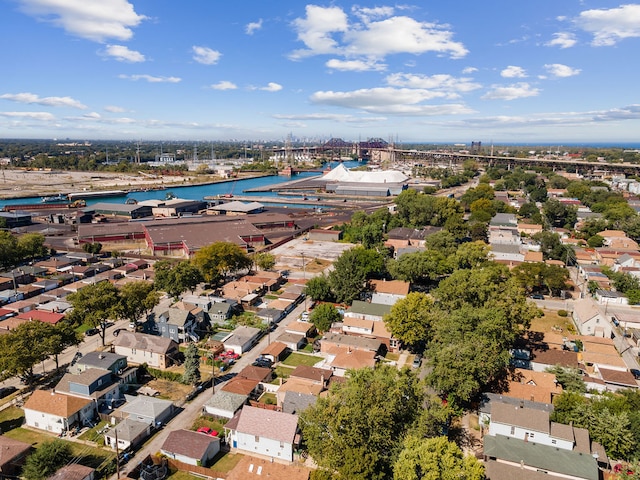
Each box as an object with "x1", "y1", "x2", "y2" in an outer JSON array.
[
  {"x1": 301, "y1": 365, "x2": 423, "y2": 480},
  {"x1": 66, "y1": 281, "x2": 120, "y2": 346},
  {"x1": 309, "y1": 303, "x2": 341, "y2": 332},
  {"x1": 192, "y1": 242, "x2": 252, "y2": 285}
]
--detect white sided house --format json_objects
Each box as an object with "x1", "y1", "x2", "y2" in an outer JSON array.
[
  {"x1": 112, "y1": 331, "x2": 179, "y2": 369},
  {"x1": 225, "y1": 406, "x2": 299, "y2": 462},
  {"x1": 23, "y1": 390, "x2": 95, "y2": 434}
]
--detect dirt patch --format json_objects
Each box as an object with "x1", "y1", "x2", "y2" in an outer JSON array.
[
  {"x1": 530, "y1": 311, "x2": 575, "y2": 334},
  {"x1": 144, "y1": 379, "x2": 192, "y2": 402}
]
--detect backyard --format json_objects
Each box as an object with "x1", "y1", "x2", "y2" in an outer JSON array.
[
  {"x1": 529, "y1": 310, "x2": 576, "y2": 334},
  {"x1": 281, "y1": 352, "x2": 324, "y2": 368}
]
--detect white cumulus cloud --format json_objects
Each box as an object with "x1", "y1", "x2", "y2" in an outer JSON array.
[
  {"x1": 482, "y1": 83, "x2": 540, "y2": 101},
  {"x1": 501, "y1": 66, "x2": 527, "y2": 78},
  {"x1": 576, "y1": 4, "x2": 640, "y2": 46},
  {"x1": 104, "y1": 105, "x2": 126, "y2": 113},
  {"x1": 290, "y1": 6, "x2": 467, "y2": 61},
  {"x1": 17, "y1": 0, "x2": 147, "y2": 42},
  {"x1": 118, "y1": 74, "x2": 181, "y2": 83},
  {"x1": 246, "y1": 19, "x2": 263, "y2": 35},
  {"x1": 260, "y1": 82, "x2": 283, "y2": 92},
  {"x1": 104, "y1": 45, "x2": 145, "y2": 62},
  {"x1": 192, "y1": 46, "x2": 221, "y2": 65},
  {"x1": 546, "y1": 32, "x2": 577, "y2": 48},
  {"x1": 326, "y1": 58, "x2": 386, "y2": 72},
  {"x1": 544, "y1": 64, "x2": 581, "y2": 78},
  {"x1": 0, "y1": 92, "x2": 87, "y2": 109},
  {"x1": 462, "y1": 67, "x2": 478, "y2": 74},
  {"x1": 209, "y1": 81, "x2": 238, "y2": 91}
]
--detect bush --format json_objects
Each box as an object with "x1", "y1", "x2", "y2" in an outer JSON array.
[{"x1": 557, "y1": 310, "x2": 568, "y2": 317}]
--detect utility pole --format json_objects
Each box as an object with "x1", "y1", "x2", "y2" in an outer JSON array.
[{"x1": 115, "y1": 426, "x2": 120, "y2": 479}]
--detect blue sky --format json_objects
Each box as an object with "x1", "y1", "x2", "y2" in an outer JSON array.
[{"x1": 2, "y1": 1, "x2": 640, "y2": 144}]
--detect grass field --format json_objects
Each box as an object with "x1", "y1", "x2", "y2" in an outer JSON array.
[
  {"x1": 210, "y1": 452, "x2": 244, "y2": 472},
  {"x1": 281, "y1": 352, "x2": 324, "y2": 368}
]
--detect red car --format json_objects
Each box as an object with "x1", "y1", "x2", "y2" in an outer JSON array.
[{"x1": 197, "y1": 427, "x2": 219, "y2": 437}]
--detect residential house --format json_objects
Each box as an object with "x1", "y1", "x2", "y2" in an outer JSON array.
[
  {"x1": 260, "y1": 342, "x2": 289, "y2": 363},
  {"x1": 281, "y1": 391, "x2": 317, "y2": 415},
  {"x1": 112, "y1": 331, "x2": 179, "y2": 369},
  {"x1": 289, "y1": 366, "x2": 332, "y2": 387},
  {"x1": 203, "y1": 390, "x2": 247, "y2": 419},
  {"x1": 118, "y1": 395, "x2": 174, "y2": 426},
  {"x1": 276, "y1": 378, "x2": 323, "y2": 406},
  {"x1": 285, "y1": 321, "x2": 316, "y2": 338},
  {"x1": 368, "y1": 279, "x2": 409, "y2": 305},
  {"x1": 225, "y1": 406, "x2": 300, "y2": 462},
  {"x1": 572, "y1": 298, "x2": 610, "y2": 337},
  {"x1": 594, "y1": 289, "x2": 629, "y2": 306},
  {"x1": 344, "y1": 300, "x2": 391, "y2": 322},
  {"x1": 161, "y1": 429, "x2": 221, "y2": 467},
  {"x1": 75, "y1": 351, "x2": 137, "y2": 392},
  {"x1": 54, "y1": 368, "x2": 122, "y2": 412},
  {"x1": 221, "y1": 377, "x2": 262, "y2": 400},
  {"x1": 23, "y1": 390, "x2": 95, "y2": 434},
  {"x1": 223, "y1": 326, "x2": 262, "y2": 354},
  {"x1": 104, "y1": 418, "x2": 151, "y2": 451},
  {"x1": 15, "y1": 310, "x2": 65, "y2": 325},
  {"x1": 148, "y1": 307, "x2": 199, "y2": 343},
  {"x1": 0, "y1": 436, "x2": 31, "y2": 478},
  {"x1": 501, "y1": 368, "x2": 563, "y2": 404},
  {"x1": 47, "y1": 464, "x2": 95, "y2": 480},
  {"x1": 237, "y1": 365, "x2": 273, "y2": 384},
  {"x1": 320, "y1": 333, "x2": 383, "y2": 355}
]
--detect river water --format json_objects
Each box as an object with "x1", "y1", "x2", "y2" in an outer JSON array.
[{"x1": 0, "y1": 160, "x2": 363, "y2": 209}]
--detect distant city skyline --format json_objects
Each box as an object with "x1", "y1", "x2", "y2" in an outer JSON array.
[{"x1": 2, "y1": 1, "x2": 640, "y2": 143}]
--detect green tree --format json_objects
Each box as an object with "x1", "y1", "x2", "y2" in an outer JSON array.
[
  {"x1": 387, "y1": 249, "x2": 448, "y2": 284},
  {"x1": 587, "y1": 234, "x2": 605, "y2": 248},
  {"x1": 512, "y1": 262, "x2": 569, "y2": 296},
  {"x1": 182, "y1": 343, "x2": 201, "y2": 385},
  {"x1": 118, "y1": 281, "x2": 160, "y2": 326},
  {"x1": 17, "y1": 232, "x2": 47, "y2": 261},
  {"x1": 393, "y1": 436, "x2": 485, "y2": 480},
  {"x1": 545, "y1": 365, "x2": 586, "y2": 392},
  {"x1": 66, "y1": 281, "x2": 120, "y2": 346},
  {"x1": 82, "y1": 241, "x2": 103, "y2": 254},
  {"x1": 449, "y1": 241, "x2": 490, "y2": 270},
  {"x1": 309, "y1": 303, "x2": 341, "y2": 332},
  {"x1": 305, "y1": 274, "x2": 333, "y2": 302},
  {"x1": 0, "y1": 321, "x2": 53, "y2": 384},
  {"x1": 154, "y1": 260, "x2": 203, "y2": 300},
  {"x1": 301, "y1": 365, "x2": 423, "y2": 480},
  {"x1": 22, "y1": 440, "x2": 71, "y2": 480},
  {"x1": 384, "y1": 292, "x2": 435, "y2": 347},
  {"x1": 45, "y1": 322, "x2": 82, "y2": 370},
  {"x1": 532, "y1": 231, "x2": 568, "y2": 261},
  {"x1": 193, "y1": 242, "x2": 252, "y2": 285},
  {"x1": 255, "y1": 252, "x2": 276, "y2": 271},
  {"x1": 543, "y1": 199, "x2": 577, "y2": 229},
  {"x1": 469, "y1": 198, "x2": 496, "y2": 223},
  {"x1": 328, "y1": 247, "x2": 386, "y2": 304},
  {"x1": 0, "y1": 230, "x2": 19, "y2": 269}
]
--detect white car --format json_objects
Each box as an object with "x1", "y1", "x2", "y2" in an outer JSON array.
[{"x1": 301, "y1": 311, "x2": 309, "y2": 321}]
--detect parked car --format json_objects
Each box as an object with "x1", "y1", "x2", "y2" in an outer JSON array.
[
  {"x1": 0, "y1": 386, "x2": 17, "y2": 399},
  {"x1": 197, "y1": 427, "x2": 219, "y2": 436},
  {"x1": 85, "y1": 328, "x2": 99, "y2": 337},
  {"x1": 252, "y1": 358, "x2": 273, "y2": 368},
  {"x1": 412, "y1": 354, "x2": 422, "y2": 368},
  {"x1": 530, "y1": 294, "x2": 544, "y2": 300},
  {"x1": 630, "y1": 369, "x2": 640, "y2": 380}
]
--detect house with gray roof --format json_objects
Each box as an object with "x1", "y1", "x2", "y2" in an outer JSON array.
[
  {"x1": 281, "y1": 391, "x2": 317, "y2": 415},
  {"x1": 224, "y1": 326, "x2": 262, "y2": 354},
  {"x1": 104, "y1": 418, "x2": 151, "y2": 451},
  {"x1": 118, "y1": 395, "x2": 174, "y2": 426},
  {"x1": 161, "y1": 429, "x2": 220, "y2": 467},
  {"x1": 54, "y1": 368, "x2": 122, "y2": 411},
  {"x1": 344, "y1": 300, "x2": 391, "y2": 322},
  {"x1": 483, "y1": 435, "x2": 599, "y2": 480},
  {"x1": 147, "y1": 307, "x2": 199, "y2": 343},
  {"x1": 203, "y1": 390, "x2": 247, "y2": 419}
]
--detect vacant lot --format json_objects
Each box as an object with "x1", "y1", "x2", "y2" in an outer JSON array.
[
  {"x1": 530, "y1": 310, "x2": 576, "y2": 334},
  {"x1": 145, "y1": 379, "x2": 193, "y2": 402}
]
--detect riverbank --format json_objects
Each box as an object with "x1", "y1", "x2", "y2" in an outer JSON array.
[{"x1": 0, "y1": 169, "x2": 274, "y2": 200}]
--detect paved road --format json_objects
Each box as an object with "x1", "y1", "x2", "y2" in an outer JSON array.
[{"x1": 114, "y1": 301, "x2": 308, "y2": 479}]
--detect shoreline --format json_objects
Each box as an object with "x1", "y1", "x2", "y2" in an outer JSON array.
[{"x1": 0, "y1": 170, "x2": 275, "y2": 201}]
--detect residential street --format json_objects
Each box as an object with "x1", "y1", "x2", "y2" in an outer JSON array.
[{"x1": 114, "y1": 300, "x2": 308, "y2": 479}]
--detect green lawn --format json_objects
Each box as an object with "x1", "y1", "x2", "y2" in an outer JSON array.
[
  {"x1": 385, "y1": 352, "x2": 400, "y2": 362},
  {"x1": 260, "y1": 392, "x2": 277, "y2": 405},
  {"x1": 0, "y1": 407, "x2": 25, "y2": 435},
  {"x1": 272, "y1": 365, "x2": 295, "y2": 382},
  {"x1": 281, "y1": 352, "x2": 323, "y2": 368},
  {"x1": 210, "y1": 452, "x2": 244, "y2": 472},
  {"x1": 166, "y1": 470, "x2": 201, "y2": 479}
]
